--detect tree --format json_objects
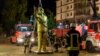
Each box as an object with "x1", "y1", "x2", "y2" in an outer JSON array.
[
  {"x1": 1, "y1": 0, "x2": 18, "y2": 35},
  {"x1": 82, "y1": 0, "x2": 89, "y2": 15},
  {"x1": 1, "y1": 0, "x2": 28, "y2": 35},
  {"x1": 88, "y1": 0, "x2": 98, "y2": 20},
  {"x1": 16, "y1": 0, "x2": 28, "y2": 23},
  {"x1": 45, "y1": 9, "x2": 56, "y2": 30}
]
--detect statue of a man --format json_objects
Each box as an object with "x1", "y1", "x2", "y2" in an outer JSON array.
[{"x1": 36, "y1": 7, "x2": 48, "y2": 52}]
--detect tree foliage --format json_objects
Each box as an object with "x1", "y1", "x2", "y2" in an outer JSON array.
[
  {"x1": 1, "y1": 0, "x2": 28, "y2": 35},
  {"x1": 45, "y1": 9, "x2": 56, "y2": 30},
  {"x1": 1, "y1": 0, "x2": 18, "y2": 34},
  {"x1": 16, "y1": 0, "x2": 28, "y2": 23}
]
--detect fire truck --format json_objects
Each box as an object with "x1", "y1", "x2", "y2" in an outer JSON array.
[
  {"x1": 10, "y1": 24, "x2": 35, "y2": 45},
  {"x1": 52, "y1": 23, "x2": 69, "y2": 38},
  {"x1": 85, "y1": 20, "x2": 100, "y2": 52}
]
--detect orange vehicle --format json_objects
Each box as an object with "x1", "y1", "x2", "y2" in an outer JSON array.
[{"x1": 10, "y1": 24, "x2": 35, "y2": 45}]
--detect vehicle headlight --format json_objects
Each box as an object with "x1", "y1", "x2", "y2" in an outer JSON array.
[
  {"x1": 30, "y1": 38, "x2": 35, "y2": 42},
  {"x1": 17, "y1": 38, "x2": 24, "y2": 43},
  {"x1": 98, "y1": 43, "x2": 100, "y2": 47},
  {"x1": 26, "y1": 32, "x2": 31, "y2": 36}
]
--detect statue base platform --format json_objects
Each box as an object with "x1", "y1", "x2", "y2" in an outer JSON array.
[{"x1": 33, "y1": 50, "x2": 53, "y2": 54}]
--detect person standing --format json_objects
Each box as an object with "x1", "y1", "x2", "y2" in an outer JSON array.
[
  {"x1": 54, "y1": 36, "x2": 59, "y2": 52},
  {"x1": 48, "y1": 30, "x2": 54, "y2": 45},
  {"x1": 66, "y1": 24, "x2": 82, "y2": 56}
]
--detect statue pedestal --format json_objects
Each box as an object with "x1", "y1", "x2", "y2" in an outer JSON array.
[{"x1": 33, "y1": 50, "x2": 53, "y2": 54}]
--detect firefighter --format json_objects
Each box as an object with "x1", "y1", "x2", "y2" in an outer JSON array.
[
  {"x1": 24, "y1": 34, "x2": 31, "y2": 53},
  {"x1": 66, "y1": 23, "x2": 82, "y2": 56}
]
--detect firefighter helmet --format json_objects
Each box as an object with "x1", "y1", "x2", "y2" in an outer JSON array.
[{"x1": 70, "y1": 23, "x2": 76, "y2": 28}]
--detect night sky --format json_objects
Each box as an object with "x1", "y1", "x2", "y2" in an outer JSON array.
[
  {"x1": 0, "y1": 0, "x2": 56, "y2": 17},
  {"x1": 27, "y1": 0, "x2": 56, "y2": 16}
]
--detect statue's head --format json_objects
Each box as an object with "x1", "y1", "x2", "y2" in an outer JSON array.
[{"x1": 38, "y1": 7, "x2": 44, "y2": 13}]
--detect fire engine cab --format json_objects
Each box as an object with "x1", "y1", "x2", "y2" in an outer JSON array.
[
  {"x1": 86, "y1": 20, "x2": 100, "y2": 52},
  {"x1": 10, "y1": 24, "x2": 35, "y2": 45}
]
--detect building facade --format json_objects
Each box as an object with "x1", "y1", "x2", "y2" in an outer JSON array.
[{"x1": 56, "y1": 0, "x2": 100, "y2": 22}]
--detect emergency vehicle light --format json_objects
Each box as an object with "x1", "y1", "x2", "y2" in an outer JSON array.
[
  {"x1": 16, "y1": 24, "x2": 32, "y2": 27},
  {"x1": 88, "y1": 20, "x2": 100, "y2": 23}
]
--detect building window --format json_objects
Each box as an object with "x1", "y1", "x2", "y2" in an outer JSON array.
[
  {"x1": 70, "y1": 12, "x2": 72, "y2": 16},
  {"x1": 67, "y1": 6, "x2": 69, "y2": 9},
  {"x1": 67, "y1": 0, "x2": 69, "y2": 2},
  {"x1": 70, "y1": 5, "x2": 72, "y2": 9},
  {"x1": 96, "y1": 0, "x2": 99, "y2": 1},
  {"x1": 61, "y1": 8, "x2": 62, "y2": 13},
  {"x1": 70, "y1": 0, "x2": 72, "y2": 2},
  {"x1": 96, "y1": 7, "x2": 99, "y2": 11},
  {"x1": 74, "y1": 0, "x2": 78, "y2": 2},
  {"x1": 67, "y1": 13, "x2": 69, "y2": 16}
]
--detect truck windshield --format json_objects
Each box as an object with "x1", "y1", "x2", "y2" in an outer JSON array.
[
  {"x1": 90, "y1": 23, "x2": 98, "y2": 32},
  {"x1": 17, "y1": 26, "x2": 32, "y2": 32}
]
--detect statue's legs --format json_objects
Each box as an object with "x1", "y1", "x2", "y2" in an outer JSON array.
[
  {"x1": 38, "y1": 31, "x2": 47, "y2": 52},
  {"x1": 42, "y1": 32, "x2": 47, "y2": 51},
  {"x1": 38, "y1": 31, "x2": 42, "y2": 52}
]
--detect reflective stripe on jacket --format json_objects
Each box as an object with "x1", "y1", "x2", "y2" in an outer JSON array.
[
  {"x1": 67, "y1": 47, "x2": 79, "y2": 50},
  {"x1": 67, "y1": 33, "x2": 80, "y2": 50}
]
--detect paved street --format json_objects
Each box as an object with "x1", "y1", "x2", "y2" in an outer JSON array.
[{"x1": 0, "y1": 44, "x2": 100, "y2": 56}]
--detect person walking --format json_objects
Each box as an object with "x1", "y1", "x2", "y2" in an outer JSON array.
[
  {"x1": 24, "y1": 34, "x2": 31, "y2": 53},
  {"x1": 66, "y1": 23, "x2": 82, "y2": 56}
]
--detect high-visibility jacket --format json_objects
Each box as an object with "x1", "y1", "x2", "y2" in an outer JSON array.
[{"x1": 67, "y1": 28, "x2": 82, "y2": 50}]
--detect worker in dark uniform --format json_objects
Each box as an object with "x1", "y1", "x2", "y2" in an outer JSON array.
[
  {"x1": 66, "y1": 24, "x2": 82, "y2": 56},
  {"x1": 48, "y1": 30, "x2": 54, "y2": 45},
  {"x1": 53, "y1": 32, "x2": 59, "y2": 52},
  {"x1": 54, "y1": 37, "x2": 59, "y2": 52},
  {"x1": 24, "y1": 34, "x2": 31, "y2": 53}
]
